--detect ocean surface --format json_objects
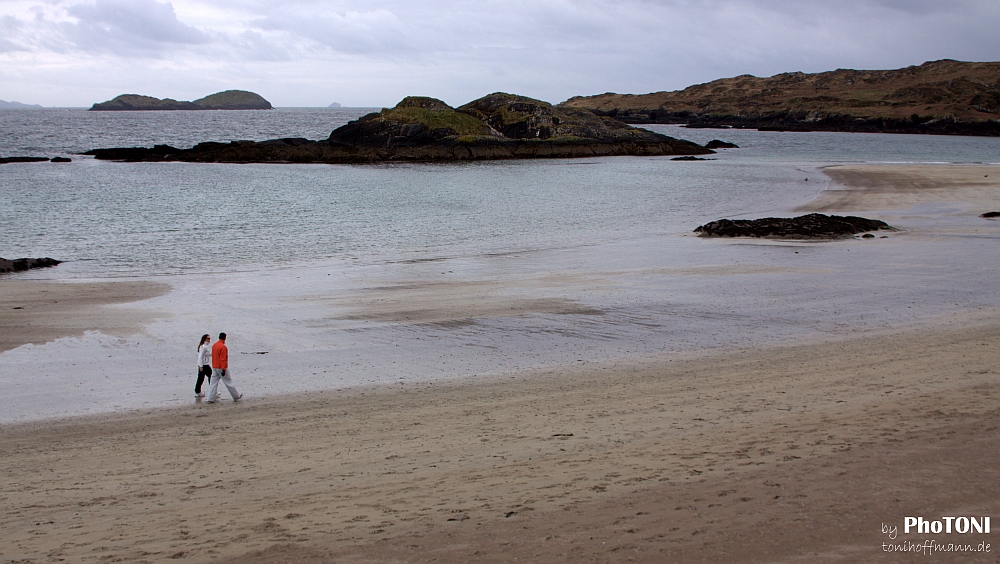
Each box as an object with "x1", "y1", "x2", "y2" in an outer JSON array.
[{"x1": 2, "y1": 108, "x2": 1000, "y2": 422}]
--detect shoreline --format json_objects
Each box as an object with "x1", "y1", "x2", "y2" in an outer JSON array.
[
  {"x1": 2, "y1": 162, "x2": 1000, "y2": 424},
  {"x1": 3, "y1": 318, "x2": 999, "y2": 562},
  {"x1": 2, "y1": 161, "x2": 1000, "y2": 561},
  {"x1": 0, "y1": 279, "x2": 171, "y2": 353},
  {"x1": 803, "y1": 163, "x2": 1000, "y2": 213}
]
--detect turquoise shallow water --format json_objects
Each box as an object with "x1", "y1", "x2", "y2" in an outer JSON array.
[
  {"x1": 2, "y1": 110, "x2": 999, "y2": 277},
  {"x1": 2, "y1": 110, "x2": 1000, "y2": 422}
]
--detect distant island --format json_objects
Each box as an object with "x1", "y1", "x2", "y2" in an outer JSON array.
[
  {"x1": 561, "y1": 59, "x2": 1000, "y2": 136},
  {"x1": 0, "y1": 100, "x2": 43, "y2": 109},
  {"x1": 328, "y1": 102, "x2": 342, "y2": 108},
  {"x1": 86, "y1": 93, "x2": 712, "y2": 163},
  {"x1": 89, "y1": 90, "x2": 272, "y2": 111}
]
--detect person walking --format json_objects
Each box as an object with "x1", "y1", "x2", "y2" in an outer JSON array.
[
  {"x1": 206, "y1": 332, "x2": 243, "y2": 404},
  {"x1": 195, "y1": 333, "x2": 212, "y2": 397}
]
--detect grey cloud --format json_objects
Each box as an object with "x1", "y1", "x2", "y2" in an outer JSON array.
[
  {"x1": 228, "y1": 29, "x2": 294, "y2": 62},
  {"x1": 0, "y1": 15, "x2": 27, "y2": 52},
  {"x1": 61, "y1": 0, "x2": 210, "y2": 53},
  {"x1": 3, "y1": 0, "x2": 1000, "y2": 107}
]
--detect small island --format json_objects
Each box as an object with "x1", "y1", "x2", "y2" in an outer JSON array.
[
  {"x1": 89, "y1": 90, "x2": 272, "y2": 111},
  {"x1": 86, "y1": 93, "x2": 712, "y2": 163},
  {"x1": 0, "y1": 100, "x2": 43, "y2": 109}
]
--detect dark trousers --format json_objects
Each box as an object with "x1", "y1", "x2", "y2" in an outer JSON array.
[{"x1": 195, "y1": 365, "x2": 212, "y2": 393}]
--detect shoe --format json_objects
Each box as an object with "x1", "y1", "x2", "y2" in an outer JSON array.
[
  {"x1": 195, "y1": 392, "x2": 204, "y2": 397},
  {"x1": 234, "y1": 394, "x2": 243, "y2": 401},
  {"x1": 205, "y1": 400, "x2": 216, "y2": 404}
]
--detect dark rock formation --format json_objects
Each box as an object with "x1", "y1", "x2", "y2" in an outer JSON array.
[
  {"x1": 704, "y1": 140, "x2": 739, "y2": 149},
  {"x1": 0, "y1": 156, "x2": 50, "y2": 164},
  {"x1": 50, "y1": 157, "x2": 71, "y2": 162},
  {"x1": 694, "y1": 213, "x2": 895, "y2": 239},
  {"x1": 0, "y1": 257, "x2": 61, "y2": 274},
  {"x1": 980, "y1": 211, "x2": 1000, "y2": 218},
  {"x1": 86, "y1": 93, "x2": 712, "y2": 163},
  {"x1": 89, "y1": 90, "x2": 272, "y2": 111},
  {"x1": 562, "y1": 60, "x2": 1000, "y2": 137},
  {"x1": 671, "y1": 156, "x2": 713, "y2": 161}
]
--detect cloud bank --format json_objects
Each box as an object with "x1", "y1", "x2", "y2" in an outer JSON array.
[{"x1": 1, "y1": 0, "x2": 998, "y2": 107}]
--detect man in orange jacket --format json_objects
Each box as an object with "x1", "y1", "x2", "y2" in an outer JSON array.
[{"x1": 206, "y1": 332, "x2": 243, "y2": 403}]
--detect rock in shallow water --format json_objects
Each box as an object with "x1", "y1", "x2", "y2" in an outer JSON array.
[
  {"x1": 704, "y1": 140, "x2": 739, "y2": 149},
  {"x1": 694, "y1": 213, "x2": 895, "y2": 239},
  {"x1": 0, "y1": 257, "x2": 62, "y2": 274}
]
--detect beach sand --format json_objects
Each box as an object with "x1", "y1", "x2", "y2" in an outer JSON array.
[
  {"x1": 803, "y1": 164, "x2": 1000, "y2": 213},
  {"x1": 2, "y1": 164, "x2": 999, "y2": 563},
  {"x1": 2, "y1": 320, "x2": 998, "y2": 563},
  {"x1": 0, "y1": 280, "x2": 170, "y2": 353}
]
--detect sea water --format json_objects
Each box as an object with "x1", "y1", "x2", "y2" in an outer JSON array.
[{"x1": 1, "y1": 108, "x2": 1000, "y2": 422}]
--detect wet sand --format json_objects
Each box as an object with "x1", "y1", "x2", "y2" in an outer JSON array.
[
  {"x1": 0, "y1": 280, "x2": 171, "y2": 352},
  {"x1": 2, "y1": 164, "x2": 1000, "y2": 562},
  {"x1": 803, "y1": 164, "x2": 1000, "y2": 213}
]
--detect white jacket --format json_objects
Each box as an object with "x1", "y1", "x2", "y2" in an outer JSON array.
[{"x1": 198, "y1": 343, "x2": 212, "y2": 367}]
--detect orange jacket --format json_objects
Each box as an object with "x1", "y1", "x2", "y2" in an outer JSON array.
[{"x1": 212, "y1": 340, "x2": 229, "y2": 369}]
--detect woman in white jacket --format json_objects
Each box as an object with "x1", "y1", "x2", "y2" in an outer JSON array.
[{"x1": 195, "y1": 334, "x2": 212, "y2": 397}]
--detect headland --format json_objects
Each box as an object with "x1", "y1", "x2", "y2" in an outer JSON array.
[{"x1": 562, "y1": 59, "x2": 1000, "y2": 135}]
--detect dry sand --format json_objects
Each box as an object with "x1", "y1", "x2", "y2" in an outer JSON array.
[
  {"x1": 3, "y1": 164, "x2": 1000, "y2": 563},
  {"x1": 2, "y1": 319, "x2": 999, "y2": 563},
  {"x1": 0, "y1": 280, "x2": 170, "y2": 353},
  {"x1": 801, "y1": 164, "x2": 1000, "y2": 213}
]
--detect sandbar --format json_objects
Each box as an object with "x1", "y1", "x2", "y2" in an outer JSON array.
[
  {"x1": 0, "y1": 280, "x2": 170, "y2": 352},
  {"x1": 802, "y1": 164, "x2": 1000, "y2": 213}
]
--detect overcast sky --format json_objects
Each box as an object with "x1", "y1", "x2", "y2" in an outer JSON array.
[{"x1": 1, "y1": 0, "x2": 998, "y2": 107}]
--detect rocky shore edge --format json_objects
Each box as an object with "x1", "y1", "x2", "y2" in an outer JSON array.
[
  {"x1": 85, "y1": 93, "x2": 712, "y2": 163},
  {"x1": 1, "y1": 157, "x2": 71, "y2": 164},
  {"x1": 0, "y1": 257, "x2": 61, "y2": 274},
  {"x1": 694, "y1": 213, "x2": 895, "y2": 238}
]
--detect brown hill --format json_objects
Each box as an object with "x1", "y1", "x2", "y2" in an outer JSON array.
[{"x1": 561, "y1": 60, "x2": 1000, "y2": 135}]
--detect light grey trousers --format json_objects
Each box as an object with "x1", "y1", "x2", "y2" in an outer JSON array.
[{"x1": 207, "y1": 368, "x2": 240, "y2": 402}]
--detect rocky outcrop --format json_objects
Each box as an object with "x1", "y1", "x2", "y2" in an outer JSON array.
[
  {"x1": 980, "y1": 211, "x2": 1000, "y2": 218},
  {"x1": 1, "y1": 156, "x2": 72, "y2": 164},
  {"x1": 0, "y1": 257, "x2": 61, "y2": 274},
  {"x1": 694, "y1": 214, "x2": 894, "y2": 239},
  {"x1": 562, "y1": 60, "x2": 1000, "y2": 136},
  {"x1": 704, "y1": 140, "x2": 739, "y2": 149},
  {"x1": 89, "y1": 90, "x2": 272, "y2": 111},
  {"x1": 0, "y1": 156, "x2": 50, "y2": 164},
  {"x1": 86, "y1": 93, "x2": 712, "y2": 163}
]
